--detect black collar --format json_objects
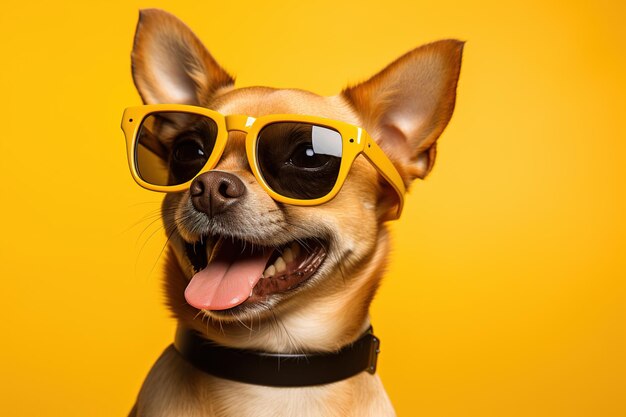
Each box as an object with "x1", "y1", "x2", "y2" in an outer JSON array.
[{"x1": 173, "y1": 325, "x2": 381, "y2": 387}]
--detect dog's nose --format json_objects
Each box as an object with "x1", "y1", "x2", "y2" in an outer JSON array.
[{"x1": 190, "y1": 171, "x2": 246, "y2": 216}]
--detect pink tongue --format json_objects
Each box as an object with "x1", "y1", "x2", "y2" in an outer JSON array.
[{"x1": 184, "y1": 240, "x2": 273, "y2": 311}]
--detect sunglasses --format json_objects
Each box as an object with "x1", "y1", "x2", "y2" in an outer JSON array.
[{"x1": 121, "y1": 104, "x2": 405, "y2": 219}]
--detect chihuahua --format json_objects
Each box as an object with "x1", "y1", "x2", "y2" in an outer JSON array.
[{"x1": 123, "y1": 8, "x2": 463, "y2": 417}]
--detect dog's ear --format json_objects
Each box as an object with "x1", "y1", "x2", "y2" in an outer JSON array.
[
  {"x1": 131, "y1": 9, "x2": 234, "y2": 105},
  {"x1": 343, "y1": 40, "x2": 463, "y2": 183}
]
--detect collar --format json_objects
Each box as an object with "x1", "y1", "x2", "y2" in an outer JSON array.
[{"x1": 173, "y1": 325, "x2": 381, "y2": 387}]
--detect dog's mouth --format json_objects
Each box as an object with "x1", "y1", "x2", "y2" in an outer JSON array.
[{"x1": 183, "y1": 235, "x2": 327, "y2": 311}]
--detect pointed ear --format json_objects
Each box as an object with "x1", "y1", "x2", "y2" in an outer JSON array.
[
  {"x1": 131, "y1": 9, "x2": 234, "y2": 105},
  {"x1": 343, "y1": 40, "x2": 464, "y2": 182}
]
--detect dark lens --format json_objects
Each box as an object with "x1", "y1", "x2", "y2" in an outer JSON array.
[
  {"x1": 256, "y1": 122, "x2": 342, "y2": 199},
  {"x1": 135, "y1": 112, "x2": 218, "y2": 186}
]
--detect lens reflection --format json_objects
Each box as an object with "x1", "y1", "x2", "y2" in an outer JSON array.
[
  {"x1": 135, "y1": 112, "x2": 218, "y2": 186},
  {"x1": 256, "y1": 122, "x2": 342, "y2": 199}
]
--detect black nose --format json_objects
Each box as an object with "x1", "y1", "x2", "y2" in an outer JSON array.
[{"x1": 190, "y1": 171, "x2": 246, "y2": 216}]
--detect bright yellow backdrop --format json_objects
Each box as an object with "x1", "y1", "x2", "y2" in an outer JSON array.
[{"x1": 1, "y1": 1, "x2": 624, "y2": 416}]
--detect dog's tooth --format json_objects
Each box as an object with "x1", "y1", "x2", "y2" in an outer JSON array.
[
  {"x1": 264, "y1": 265, "x2": 276, "y2": 278},
  {"x1": 283, "y1": 247, "x2": 294, "y2": 263},
  {"x1": 275, "y1": 257, "x2": 286, "y2": 273},
  {"x1": 291, "y1": 242, "x2": 301, "y2": 258}
]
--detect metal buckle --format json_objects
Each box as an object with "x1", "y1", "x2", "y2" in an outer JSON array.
[{"x1": 367, "y1": 335, "x2": 381, "y2": 374}]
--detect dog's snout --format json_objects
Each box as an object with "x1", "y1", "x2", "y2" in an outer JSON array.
[{"x1": 190, "y1": 171, "x2": 246, "y2": 216}]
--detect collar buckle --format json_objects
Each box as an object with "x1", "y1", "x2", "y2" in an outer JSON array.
[{"x1": 367, "y1": 335, "x2": 381, "y2": 374}]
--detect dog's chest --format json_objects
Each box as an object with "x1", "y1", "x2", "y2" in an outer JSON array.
[{"x1": 135, "y1": 346, "x2": 394, "y2": 417}]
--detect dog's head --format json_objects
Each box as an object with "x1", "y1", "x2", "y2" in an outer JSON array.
[{"x1": 129, "y1": 9, "x2": 462, "y2": 346}]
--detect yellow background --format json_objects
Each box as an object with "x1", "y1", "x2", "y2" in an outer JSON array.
[{"x1": 1, "y1": 0, "x2": 624, "y2": 416}]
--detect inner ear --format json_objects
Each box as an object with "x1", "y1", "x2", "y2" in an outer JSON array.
[
  {"x1": 131, "y1": 9, "x2": 234, "y2": 105},
  {"x1": 142, "y1": 45, "x2": 200, "y2": 104},
  {"x1": 343, "y1": 40, "x2": 464, "y2": 183},
  {"x1": 414, "y1": 143, "x2": 437, "y2": 179}
]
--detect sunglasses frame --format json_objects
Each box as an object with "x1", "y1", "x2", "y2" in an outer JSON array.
[{"x1": 121, "y1": 104, "x2": 405, "y2": 219}]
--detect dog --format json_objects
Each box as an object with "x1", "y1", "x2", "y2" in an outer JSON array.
[{"x1": 123, "y1": 8, "x2": 463, "y2": 417}]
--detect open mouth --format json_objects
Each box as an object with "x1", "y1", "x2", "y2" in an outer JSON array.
[{"x1": 183, "y1": 235, "x2": 327, "y2": 311}]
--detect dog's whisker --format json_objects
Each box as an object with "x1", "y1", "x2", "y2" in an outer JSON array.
[
  {"x1": 134, "y1": 222, "x2": 166, "y2": 278},
  {"x1": 235, "y1": 315, "x2": 254, "y2": 332},
  {"x1": 135, "y1": 216, "x2": 170, "y2": 248},
  {"x1": 146, "y1": 225, "x2": 179, "y2": 278},
  {"x1": 268, "y1": 306, "x2": 304, "y2": 355},
  {"x1": 116, "y1": 207, "x2": 173, "y2": 237}
]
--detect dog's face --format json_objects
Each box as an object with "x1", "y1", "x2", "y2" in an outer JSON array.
[{"x1": 130, "y1": 9, "x2": 462, "y2": 333}]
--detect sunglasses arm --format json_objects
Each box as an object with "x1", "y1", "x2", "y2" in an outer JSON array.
[{"x1": 361, "y1": 134, "x2": 406, "y2": 220}]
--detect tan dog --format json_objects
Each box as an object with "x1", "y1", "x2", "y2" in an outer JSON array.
[{"x1": 126, "y1": 8, "x2": 463, "y2": 417}]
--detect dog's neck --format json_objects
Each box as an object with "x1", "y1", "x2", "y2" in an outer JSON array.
[{"x1": 164, "y1": 228, "x2": 390, "y2": 354}]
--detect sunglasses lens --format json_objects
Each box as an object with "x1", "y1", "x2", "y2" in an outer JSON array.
[
  {"x1": 135, "y1": 112, "x2": 218, "y2": 186},
  {"x1": 256, "y1": 122, "x2": 343, "y2": 200}
]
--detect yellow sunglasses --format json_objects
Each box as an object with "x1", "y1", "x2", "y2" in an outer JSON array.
[{"x1": 121, "y1": 104, "x2": 405, "y2": 219}]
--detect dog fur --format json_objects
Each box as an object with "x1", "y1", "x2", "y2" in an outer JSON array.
[{"x1": 127, "y1": 8, "x2": 463, "y2": 417}]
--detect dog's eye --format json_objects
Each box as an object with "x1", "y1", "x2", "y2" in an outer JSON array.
[
  {"x1": 169, "y1": 137, "x2": 210, "y2": 183},
  {"x1": 288, "y1": 143, "x2": 331, "y2": 169},
  {"x1": 173, "y1": 139, "x2": 206, "y2": 162}
]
